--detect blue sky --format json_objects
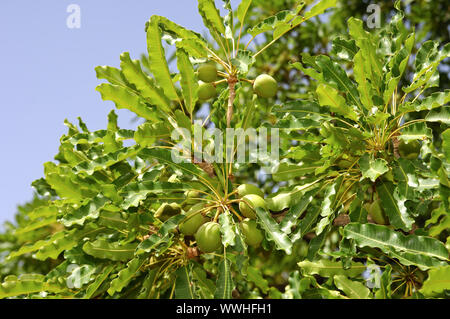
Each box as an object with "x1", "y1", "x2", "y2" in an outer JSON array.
[{"x1": 0, "y1": 1, "x2": 212, "y2": 224}]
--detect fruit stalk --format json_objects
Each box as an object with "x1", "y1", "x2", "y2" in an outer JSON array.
[{"x1": 227, "y1": 76, "x2": 237, "y2": 128}]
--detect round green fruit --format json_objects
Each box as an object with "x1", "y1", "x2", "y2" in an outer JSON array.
[
  {"x1": 154, "y1": 203, "x2": 182, "y2": 221},
  {"x1": 237, "y1": 184, "x2": 264, "y2": 198},
  {"x1": 239, "y1": 194, "x2": 267, "y2": 219},
  {"x1": 184, "y1": 190, "x2": 201, "y2": 205},
  {"x1": 195, "y1": 222, "x2": 222, "y2": 253},
  {"x1": 253, "y1": 74, "x2": 278, "y2": 98},
  {"x1": 240, "y1": 219, "x2": 264, "y2": 247},
  {"x1": 179, "y1": 204, "x2": 208, "y2": 236},
  {"x1": 366, "y1": 200, "x2": 389, "y2": 225},
  {"x1": 398, "y1": 140, "x2": 420, "y2": 160},
  {"x1": 197, "y1": 63, "x2": 217, "y2": 83},
  {"x1": 198, "y1": 81, "x2": 217, "y2": 101}
]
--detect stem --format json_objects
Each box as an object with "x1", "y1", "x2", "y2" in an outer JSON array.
[{"x1": 226, "y1": 77, "x2": 237, "y2": 128}]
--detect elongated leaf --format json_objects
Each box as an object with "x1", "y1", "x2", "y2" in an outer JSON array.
[
  {"x1": 83, "y1": 239, "x2": 138, "y2": 261},
  {"x1": 298, "y1": 260, "x2": 366, "y2": 278},
  {"x1": 398, "y1": 122, "x2": 432, "y2": 142},
  {"x1": 96, "y1": 83, "x2": 159, "y2": 122},
  {"x1": 107, "y1": 256, "x2": 146, "y2": 295},
  {"x1": 176, "y1": 47, "x2": 198, "y2": 114},
  {"x1": 316, "y1": 83, "x2": 358, "y2": 121},
  {"x1": 377, "y1": 181, "x2": 414, "y2": 231},
  {"x1": 255, "y1": 207, "x2": 292, "y2": 254},
  {"x1": 344, "y1": 223, "x2": 449, "y2": 270},
  {"x1": 237, "y1": 0, "x2": 252, "y2": 24},
  {"x1": 175, "y1": 266, "x2": 194, "y2": 299},
  {"x1": 198, "y1": 0, "x2": 226, "y2": 36},
  {"x1": 219, "y1": 213, "x2": 235, "y2": 248},
  {"x1": 120, "y1": 52, "x2": 172, "y2": 113},
  {"x1": 147, "y1": 16, "x2": 180, "y2": 101},
  {"x1": 334, "y1": 275, "x2": 371, "y2": 299},
  {"x1": 0, "y1": 274, "x2": 63, "y2": 299},
  {"x1": 280, "y1": 188, "x2": 319, "y2": 234},
  {"x1": 84, "y1": 265, "x2": 115, "y2": 299},
  {"x1": 214, "y1": 259, "x2": 233, "y2": 299}
]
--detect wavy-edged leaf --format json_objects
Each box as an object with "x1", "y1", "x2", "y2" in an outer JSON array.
[
  {"x1": 316, "y1": 83, "x2": 358, "y2": 121},
  {"x1": 419, "y1": 265, "x2": 450, "y2": 296},
  {"x1": 107, "y1": 256, "x2": 147, "y2": 296},
  {"x1": 61, "y1": 194, "x2": 111, "y2": 227},
  {"x1": 247, "y1": 266, "x2": 269, "y2": 294},
  {"x1": 0, "y1": 274, "x2": 63, "y2": 299},
  {"x1": 401, "y1": 89, "x2": 450, "y2": 113},
  {"x1": 214, "y1": 259, "x2": 233, "y2": 299},
  {"x1": 175, "y1": 266, "x2": 194, "y2": 299},
  {"x1": 398, "y1": 122, "x2": 432, "y2": 142},
  {"x1": 120, "y1": 181, "x2": 188, "y2": 210},
  {"x1": 298, "y1": 260, "x2": 366, "y2": 278},
  {"x1": 375, "y1": 265, "x2": 392, "y2": 299},
  {"x1": 120, "y1": 52, "x2": 172, "y2": 113},
  {"x1": 343, "y1": 223, "x2": 449, "y2": 270},
  {"x1": 272, "y1": 162, "x2": 320, "y2": 182},
  {"x1": 83, "y1": 239, "x2": 138, "y2": 261},
  {"x1": 176, "y1": 47, "x2": 198, "y2": 114},
  {"x1": 255, "y1": 207, "x2": 292, "y2": 254},
  {"x1": 334, "y1": 275, "x2": 371, "y2": 299},
  {"x1": 147, "y1": 16, "x2": 180, "y2": 101},
  {"x1": 198, "y1": 0, "x2": 226, "y2": 37},
  {"x1": 83, "y1": 265, "x2": 115, "y2": 299},
  {"x1": 377, "y1": 181, "x2": 414, "y2": 231},
  {"x1": 96, "y1": 83, "x2": 159, "y2": 122},
  {"x1": 359, "y1": 154, "x2": 389, "y2": 182},
  {"x1": 331, "y1": 37, "x2": 357, "y2": 60},
  {"x1": 237, "y1": 0, "x2": 252, "y2": 24},
  {"x1": 218, "y1": 213, "x2": 235, "y2": 248},
  {"x1": 425, "y1": 106, "x2": 450, "y2": 125}
]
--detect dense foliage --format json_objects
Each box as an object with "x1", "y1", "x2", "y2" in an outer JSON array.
[{"x1": 1, "y1": 0, "x2": 449, "y2": 299}]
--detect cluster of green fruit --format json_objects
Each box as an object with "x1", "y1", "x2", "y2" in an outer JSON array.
[
  {"x1": 196, "y1": 62, "x2": 278, "y2": 101},
  {"x1": 154, "y1": 185, "x2": 267, "y2": 254}
]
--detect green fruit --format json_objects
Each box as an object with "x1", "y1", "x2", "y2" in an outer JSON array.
[
  {"x1": 197, "y1": 63, "x2": 217, "y2": 83},
  {"x1": 237, "y1": 184, "x2": 264, "y2": 198},
  {"x1": 154, "y1": 203, "x2": 182, "y2": 221},
  {"x1": 198, "y1": 81, "x2": 217, "y2": 101},
  {"x1": 398, "y1": 140, "x2": 421, "y2": 160},
  {"x1": 240, "y1": 219, "x2": 264, "y2": 247},
  {"x1": 179, "y1": 204, "x2": 208, "y2": 236},
  {"x1": 366, "y1": 200, "x2": 389, "y2": 225},
  {"x1": 195, "y1": 222, "x2": 222, "y2": 253},
  {"x1": 184, "y1": 190, "x2": 201, "y2": 205},
  {"x1": 253, "y1": 74, "x2": 278, "y2": 98},
  {"x1": 239, "y1": 194, "x2": 267, "y2": 219}
]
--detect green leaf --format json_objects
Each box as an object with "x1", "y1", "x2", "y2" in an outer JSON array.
[
  {"x1": 218, "y1": 213, "x2": 235, "y2": 248},
  {"x1": 198, "y1": 0, "x2": 226, "y2": 36},
  {"x1": 255, "y1": 207, "x2": 292, "y2": 255},
  {"x1": 249, "y1": 10, "x2": 297, "y2": 38},
  {"x1": 247, "y1": 266, "x2": 269, "y2": 293},
  {"x1": 175, "y1": 266, "x2": 195, "y2": 299},
  {"x1": 280, "y1": 188, "x2": 319, "y2": 234},
  {"x1": 425, "y1": 106, "x2": 450, "y2": 125},
  {"x1": 232, "y1": 50, "x2": 255, "y2": 75},
  {"x1": 176, "y1": 47, "x2": 198, "y2": 115},
  {"x1": 147, "y1": 16, "x2": 180, "y2": 101},
  {"x1": 316, "y1": 83, "x2": 358, "y2": 121},
  {"x1": 61, "y1": 194, "x2": 111, "y2": 227},
  {"x1": 120, "y1": 181, "x2": 189, "y2": 210},
  {"x1": 377, "y1": 181, "x2": 414, "y2": 231},
  {"x1": 359, "y1": 154, "x2": 389, "y2": 182},
  {"x1": 398, "y1": 122, "x2": 432, "y2": 142},
  {"x1": 107, "y1": 256, "x2": 146, "y2": 296},
  {"x1": 331, "y1": 37, "x2": 357, "y2": 60},
  {"x1": 375, "y1": 265, "x2": 392, "y2": 299},
  {"x1": 343, "y1": 223, "x2": 449, "y2": 270},
  {"x1": 236, "y1": 0, "x2": 252, "y2": 24},
  {"x1": 353, "y1": 50, "x2": 374, "y2": 109},
  {"x1": 0, "y1": 274, "x2": 63, "y2": 299},
  {"x1": 214, "y1": 259, "x2": 233, "y2": 299},
  {"x1": 120, "y1": 52, "x2": 172, "y2": 113},
  {"x1": 135, "y1": 122, "x2": 171, "y2": 147},
  {"x1": 334, "y1": 275, "x2": 371, "y2": 299},
  {"x1": 272, "y1": 162, "x2": 320, "y2": 182},
  {"x1": 83, "y1": 239, "x2": 138, "y2": 261},
  {"x1": 315, "y1": 55, "x2": 361, "y2": 109},
  {"x1": 298, "y1": 260, "x2": 366, "y2": 278},
  {"x1": 420, "y1": 265, "x2": 450, "y2": 296},
  {"x1": 401, "y1": 89, "x2": 450, "y2": 113},
  {"x1": 442, "y1": 129, "x2": 450, "y2": 162},
  {"x1": 96, "y1": 83, "x2": 160, "y2": 122},
  {"x1": 84, "y1": 265, "x2": 115, "y2": 299}
]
